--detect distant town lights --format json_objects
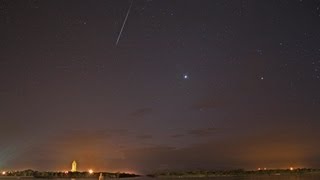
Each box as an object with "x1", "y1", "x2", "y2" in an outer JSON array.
[
  {"x1": 88, "y1": 169, "x2": 94, "y2": 174},
  {"x1": 290, "y1": 167, "x2": 294, "y2": 171},
  {"x1": 2, "y1": 171, "x2": 6, "y2": 175}
]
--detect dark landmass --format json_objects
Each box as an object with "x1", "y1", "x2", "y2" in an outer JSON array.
[
  {"x1": 3, "y1": 168, "x2": 320, "y2": 178},
  {"x1": 147, "y1": 168, "x2": 320, "y2": 178},
  {"x1": 0, "y1": 169, "x2": 140, "y2": 178}
]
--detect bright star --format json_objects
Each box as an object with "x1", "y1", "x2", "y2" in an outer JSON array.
[{"x1": 183, "y1": 74, "x2": 189, "y2": 79}]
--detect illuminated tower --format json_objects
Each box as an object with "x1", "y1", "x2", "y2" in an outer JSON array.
[{"x1": 71, "y1": 160, "x2": 77, "y2": 172}]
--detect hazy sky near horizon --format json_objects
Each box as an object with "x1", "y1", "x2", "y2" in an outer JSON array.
[{"x1": 1, "y1": 0, "x2": 320, "y2": 173}]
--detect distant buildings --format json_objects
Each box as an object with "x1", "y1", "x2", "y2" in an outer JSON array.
[{"x1": 71, "y1": 160, "x2": 77, "y2": 172}]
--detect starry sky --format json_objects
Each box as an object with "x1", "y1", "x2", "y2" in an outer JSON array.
[{"x1": 1, "y1": 0, "x2": 320, "y2": 174}]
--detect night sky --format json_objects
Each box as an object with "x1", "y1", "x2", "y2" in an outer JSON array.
[{"x1": 1, "y1": 0, "x2": 320, "y2": 173}]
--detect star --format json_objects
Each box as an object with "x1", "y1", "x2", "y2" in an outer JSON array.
[{"x1": 183, "y1": 74, "x2": 189, "y2": 79}]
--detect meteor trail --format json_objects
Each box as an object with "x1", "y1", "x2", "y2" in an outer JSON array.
[{"x1": 116, "y1": 0, "x2": 134, "y2": 46}]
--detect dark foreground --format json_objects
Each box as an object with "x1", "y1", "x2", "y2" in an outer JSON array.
[
  {"x1": 2, "y1": 176, "x2": 320, "y2": 180},
  {"x1": 2, "y1": 169, "x2": 320, "y2": 179},
  {"x1": 0, "y1": 170, "x2": 139, "y2": 179},
  {"x1": 147, "y1": 169, "x2": 320, "y2": 178},
  {"x1": 151, "y1": 175, "x2": 320, "y2": 180}
]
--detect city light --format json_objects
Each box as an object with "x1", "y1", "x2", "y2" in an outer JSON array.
[
  {"x1": 2, "y1": 171, "x2": 6, "y2": 175},
  {"x1": 88, "y1": 169, "x2": 93, "y2": 174},
  {"x1": 290, "y1": 167, "x2": 294, "y2": 171}
]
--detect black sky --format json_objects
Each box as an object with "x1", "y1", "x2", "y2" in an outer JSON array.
[{"x1": 1, "y1": 0, "x2": 320, "y2": 173}]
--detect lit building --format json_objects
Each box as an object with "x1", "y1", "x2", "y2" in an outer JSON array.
[{"x1": 71, "y1": 160, "x2": 77, "y2": 172}]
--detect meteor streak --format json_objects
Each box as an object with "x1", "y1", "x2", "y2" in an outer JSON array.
[{"x1": 116, "y1": 0, "x2": 134, "y2": 46}]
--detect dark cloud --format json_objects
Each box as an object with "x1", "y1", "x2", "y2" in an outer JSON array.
[
  {"x1": 130, "y1": 108, "x2": 153, "y2": 118},
  {"x1": 57, "y1": 128, "x2": 131, "y2": 141},
  {"x1": 170, "y1": 128, "x2": 218, "y2": 139},
  {"x1": 170, "y1": 134, "x2": 185, "y2": 138},
  {"x1": 192, "y1": 97, "x2": 229, "y2": 110},
  {"x1": 187, "y1": 127, "x2": 217, "y2": 137},
  {"x1": 136, "y1": 134, "x2": 153, "y2": 140}
]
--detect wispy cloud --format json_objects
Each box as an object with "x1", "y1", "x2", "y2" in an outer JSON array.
[
  {"x1": 170, "y1": 134, "x2": 185, "y2": 138},
  {"x1": 130, "y1": 108, "x2": 153, "y2": 118},
  {"x1": 187, "y1": 127, "x2": 217, "y2": 137},
  {"x1": 136, "y1": 134, "x2": 153, "y2": 140}
]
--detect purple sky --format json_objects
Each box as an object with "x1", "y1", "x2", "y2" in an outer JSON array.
[{"x1": 1, "y1": 0, "x2": 320, "y2": 173}]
